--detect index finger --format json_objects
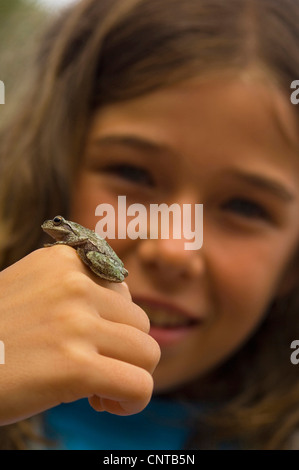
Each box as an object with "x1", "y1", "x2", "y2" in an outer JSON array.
[
  {"x1": 79, "y1": 259, "x2": 132, "y2": 301},
  {"x1": 97, "y1": 280, "x2": 132, "y2": 301}
]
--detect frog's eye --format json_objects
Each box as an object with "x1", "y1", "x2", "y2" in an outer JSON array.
[{"x1": 53, "y1": 216, "x2": 63, "y2": 226}]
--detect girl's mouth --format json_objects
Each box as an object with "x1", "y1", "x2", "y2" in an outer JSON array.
[
  {"x1": 143, "y1": 305, "x2": 197, "y2": 328},
  {"x1": 133, "y1": 297, "x2": 201, "y2": 346}
]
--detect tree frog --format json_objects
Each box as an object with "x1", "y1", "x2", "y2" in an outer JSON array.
[{"x1": 41, "y1": 215, "x2": 128, "y2": 283}]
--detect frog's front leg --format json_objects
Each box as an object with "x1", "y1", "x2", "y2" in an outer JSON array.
[{"x1": 84, "y1": 250, "x2": 126, "y2": 283}]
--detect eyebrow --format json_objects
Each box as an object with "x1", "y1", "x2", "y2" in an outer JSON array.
[
  {"x1": 227, "y1": 169, "x2": 295, "y2": 202},
  {"x1": 90, "y1": 134, "x2": 178, "y2": 158},
  {"x1": 91, "y1": 134, "x2": 296, "y2": 202}
]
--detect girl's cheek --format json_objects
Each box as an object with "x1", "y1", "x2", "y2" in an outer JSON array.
[
  {"x1": 70, "y1": 173, "x2": 135, "y2": 256},
  {"x1": 71, "y1": 173, "x2": 108, "y2": 227},
  {"x1": 205, "y1": 230, "x2": 283, "y2": 309}
]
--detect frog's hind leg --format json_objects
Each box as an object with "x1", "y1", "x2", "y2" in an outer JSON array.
[
  {"x1": 43, "y1": 241, "x2": 69, "y2": 247},
  {"x1": 44, "y1": 238, "x2": 89, "y2": 248},
  {"x1": 85, "y1": 250, "x2": 127, "y2": 282}
]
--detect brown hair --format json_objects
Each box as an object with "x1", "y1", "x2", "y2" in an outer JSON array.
[{"x1": 0, "y1": 0, "x2": 299, "y2": 449}]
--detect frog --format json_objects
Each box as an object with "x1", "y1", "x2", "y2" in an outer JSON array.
[{"x1": 41, "y1": 215, "x2": 128, "y2": 283}]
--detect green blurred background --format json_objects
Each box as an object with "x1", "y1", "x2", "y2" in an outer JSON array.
[{"x1": 0, "y1": 0, "x2": 69, "y2": 125}]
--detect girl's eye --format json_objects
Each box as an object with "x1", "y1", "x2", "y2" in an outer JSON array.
[
  {"x1": 103, "y1": 164, "x2": 155, "y2": 187},
  {"x1": 221, "y1": 198, "x2": 269, "y2": 220}
]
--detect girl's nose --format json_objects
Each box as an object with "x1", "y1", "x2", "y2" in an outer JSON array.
[{"x1": 137, "y1": 236, "x2": 204, "y2": 284}]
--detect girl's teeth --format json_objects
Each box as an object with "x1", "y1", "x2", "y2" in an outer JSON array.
[{"x1": 143, "y1": 307, "x2": 193, "y2": 328}]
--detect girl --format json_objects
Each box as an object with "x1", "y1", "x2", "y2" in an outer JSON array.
[{"x1": 0, "y1": 0, "x2": 299, "y2": 450}]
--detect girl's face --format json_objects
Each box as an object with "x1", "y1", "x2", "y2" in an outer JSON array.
[{"x1": 71, "y1": 77, "x2": 299, "y2": 392}]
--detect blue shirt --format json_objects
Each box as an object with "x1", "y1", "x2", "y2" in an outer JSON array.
[{"x1": 43, "y1": 397, "x2": 198, "y2": 450}]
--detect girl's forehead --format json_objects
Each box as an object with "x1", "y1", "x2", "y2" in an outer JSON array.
[
  {"x1": 89, "y1": 76, "x2": 299, "y2": 163},
  {"x1": 93, "y1": 75, "x2": 292, "y2": 120}
]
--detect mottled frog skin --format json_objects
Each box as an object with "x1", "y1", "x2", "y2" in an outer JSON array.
[{"x1": 41, "y1": 216, "x2": 128, "y2": 283}]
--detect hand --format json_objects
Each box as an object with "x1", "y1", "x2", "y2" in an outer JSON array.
[{"x1": 0, "y1": 245, "x2": 160, "y2": 425}]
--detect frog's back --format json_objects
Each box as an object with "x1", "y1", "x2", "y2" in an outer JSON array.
[{"x1": 74, "y1": 222, "x2": 124, "y2": 266}]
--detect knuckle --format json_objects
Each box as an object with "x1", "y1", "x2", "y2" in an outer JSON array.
[
  {"x1": 58, "y1": 306, "x2": 98, "y2": 342},
  {"x1": 132, "y1": 368, "x2": 154, "y2": 402},
  {"x1": 142, "y1": 314, "x2": 151, "y2": 334},
  {"x1": 62, "y1": 343, "x2": 92, "y2": 379},
  {"x1": 142, "y1": 335, "x2": 161, "y2": 372},
  {"x1": 106, "y1": 282, "x2": 132, "y2": 300},
  {"x1": 150, "y1": 337, "x2": 161, "y2": 367},
  {"x1": 65, "y1": 309, "x2": 92, "y2": 338},
  {"x1": 134, "y1": 304, "x2": 151, "y2": 333},
  {"x1": 42, "y1": 245, "x2": 76, "y2": 266},
  {"x1": 61, "y1": 270, "x2": 92, "y2": 298},
  {"x1": 56, "y1": 348, "x2": 92, "y2": 400},
  {"x1": 49, "y1": 299, "x2": 98, "y2": 347}
]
